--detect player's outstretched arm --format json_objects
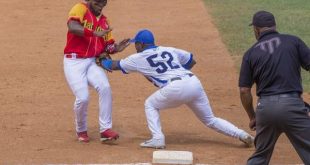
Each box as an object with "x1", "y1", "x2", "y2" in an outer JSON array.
[
  {"x1": 105, "y1": 38, "x2": 130, "y2": 54},
  {"x1": 115, "y1": 39, "x2": 131, "y2": 53},
  {"x1": 99, "y1": 59, "x2": 121, "y2": 72}
]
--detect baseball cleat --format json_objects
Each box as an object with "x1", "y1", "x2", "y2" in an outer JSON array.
[
  {"x1": 140, "y1": 138, "x2": 165, "y2": 149},
  {"x1": 100, "y1": 129, "x2": 119, "y2": 142},
  {"x1": 239, "y1": 133, "x2": 254, "y2": 147},
  {"x1": 77, "y1": 131, "x2": 90, "y2": 143}
]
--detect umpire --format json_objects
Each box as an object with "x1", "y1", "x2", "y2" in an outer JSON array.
[{"x1": 239, "y1": 11, "x2": 310, "y2": 164}]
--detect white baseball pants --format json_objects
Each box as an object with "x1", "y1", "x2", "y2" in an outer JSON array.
[
  {"x1": 145, "y1": 75, "x2": 246, "y2": 140},
  {"x1": 64, "y1": 57, "x2": 112, "y2": 133}
]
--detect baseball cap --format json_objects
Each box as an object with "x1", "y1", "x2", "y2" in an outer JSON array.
[
  {"x1": 130, "y1": 29, "x2": 155, "y2": 44},
  {"x1": 249, "y1": 11, "x2": 276, "y2": 27}
]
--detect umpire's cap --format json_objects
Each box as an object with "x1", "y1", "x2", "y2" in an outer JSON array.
[
  {"x1": 130, "y1": 29, "x2": 155, "y2": 44},
  {"x1": 249, "y1": 11, "x2": 276, "y2": 27}
]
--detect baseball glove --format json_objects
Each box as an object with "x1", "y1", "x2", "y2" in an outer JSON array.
[{"x1": 96, "y1": 52, "x2": 112, "y2": 66}]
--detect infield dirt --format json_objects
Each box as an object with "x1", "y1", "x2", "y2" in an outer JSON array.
[{"x1": 0, "y1": 0, "x2": 306, "y2": 164}]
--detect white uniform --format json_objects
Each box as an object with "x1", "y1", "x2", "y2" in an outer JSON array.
[
  {"x1": 119, "y1": 46, "x2": 248, "y2": 141},
  {"x1": 64, "y1": 57, "x2": 112, "y2": 133}
]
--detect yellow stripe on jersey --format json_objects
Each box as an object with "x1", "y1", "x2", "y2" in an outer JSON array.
[
  {"x1": 105, "y1": 19, "x2": 113, "y2": 41},
  {"x1": 68, "y1": 3, "x2": 87, "y2": 23},
  {"x1": 105, "y1": 31, "x2": 113, "y2": 41}
]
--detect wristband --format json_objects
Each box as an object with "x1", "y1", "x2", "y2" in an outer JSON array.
[
  {"x1": 101, "y1": 59, "x2": 113, "y2": 70},
  {"x1": 84, "y1": 28, "x2": 94, "y2": 37}
]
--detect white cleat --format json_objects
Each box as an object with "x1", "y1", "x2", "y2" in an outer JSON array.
[
  {"x1": 140, "y1": 139, "x2": 166, "y2": 149},
  {"x1": 239, "y1": 133, "x2": 254, "y2": 147}
]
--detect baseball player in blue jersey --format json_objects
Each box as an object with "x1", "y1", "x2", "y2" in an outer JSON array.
[{"x1": 99, "y1": 29, "x2": 254, "y2": 149}]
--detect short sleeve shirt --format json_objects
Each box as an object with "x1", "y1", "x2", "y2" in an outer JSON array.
[
  {"x1": 239, "y1": 30, "x2": 310, "y2": 96},
  {"x1": 119, "y1": 46, "x2": 193, "y2": 88},
  {"x1": 64, "y1": 3, "x2": 114, "y2": 57}
]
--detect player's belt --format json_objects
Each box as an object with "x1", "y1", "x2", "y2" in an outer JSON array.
[
  {"x1": 170, "y1": 73, "x2": 194, "y2": 82},
  {"x1": 65, "y1": 53, "x2": 87, "y2": 59},
  {"x1": 170, "y1": 77, "x2": 182, "y2": 82}
]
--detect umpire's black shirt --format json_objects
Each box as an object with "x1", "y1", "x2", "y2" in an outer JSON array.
[{"x1": 239, "y1": 30, "x2": 310, "y2": 96}]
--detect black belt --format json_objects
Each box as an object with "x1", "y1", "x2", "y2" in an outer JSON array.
[
  {"x1": 260, "y1": 93, "x2": 301, "y2": 99},
  {"x1": 170, "y1": 73, "x2": 194, "y2": 82}
]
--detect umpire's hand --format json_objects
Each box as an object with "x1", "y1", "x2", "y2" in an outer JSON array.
[{"x1": 249, "y1": 118, "x2": 256, "y2": 131}]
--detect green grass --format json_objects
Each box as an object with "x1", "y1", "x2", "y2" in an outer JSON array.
[{"x1": 203, "y1": 0, "x2": 310, "y2": 92}]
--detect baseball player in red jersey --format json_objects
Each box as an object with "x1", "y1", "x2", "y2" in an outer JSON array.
[{"x1": 64, "y1": 0, "x2": 130, "y2": 143}]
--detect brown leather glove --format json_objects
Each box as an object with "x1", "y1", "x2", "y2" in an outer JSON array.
[{"x1": 96, "y1": 52, "x2": 112, "y2": 66}]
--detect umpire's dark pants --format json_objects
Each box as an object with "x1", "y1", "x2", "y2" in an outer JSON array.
[{"x1": 247, "y1": 94, "x2": 310, "y2": 165}]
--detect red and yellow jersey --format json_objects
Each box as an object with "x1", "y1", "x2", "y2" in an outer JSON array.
[{"x1": 64, "y1": 3, "x2": 115, "y2": 58}]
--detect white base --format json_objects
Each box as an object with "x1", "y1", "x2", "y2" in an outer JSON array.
[{"x1": 152, "y1": 150, "x2": 193, "y2": 164}]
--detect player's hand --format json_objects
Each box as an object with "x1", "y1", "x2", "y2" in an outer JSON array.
[
  {"x1": 96, "y1": 52, "x2": 111, "y2": 66},
  {"x1": 249, "y1": 118, "x2": 256, "y2": 131},
  {"x1": 115, "y1": 38, "x2": 130, "y2": 52},
  {"x1": 94, "y1": 28, "x2": 112, "y2": 37}
]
